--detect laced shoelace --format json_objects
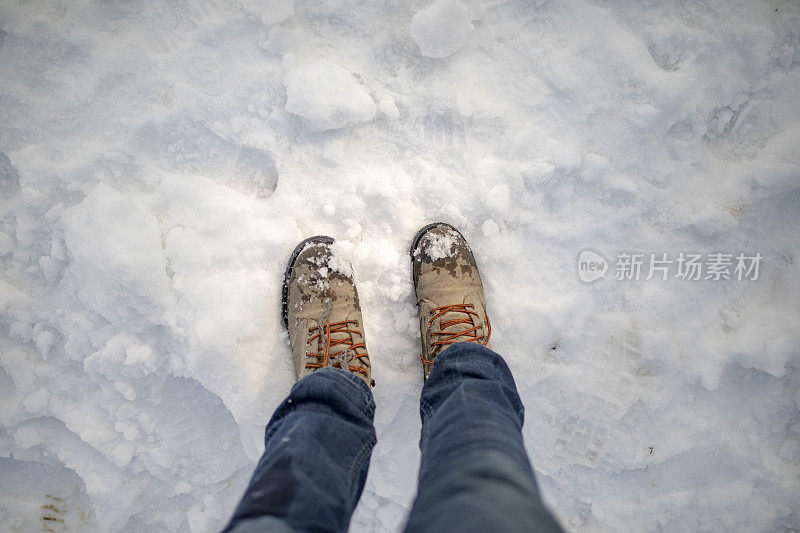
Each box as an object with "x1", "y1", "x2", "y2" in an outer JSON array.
[
  {"x1": 420, "y1": 303, "x2": 491, "y2": 364},
  {"x1": 306, "y1": 320, "x2": 370, "y2": 379}
]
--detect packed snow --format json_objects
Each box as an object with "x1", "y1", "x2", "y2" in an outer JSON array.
[{"x1": 1, "y1": 0, "x2": 799, "y2": 531}]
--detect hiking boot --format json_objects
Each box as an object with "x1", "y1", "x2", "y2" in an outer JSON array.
[
  {"x1": 282, "y1": 236, "x2": 372, "y2": 386},
  {"x1": 410, "y1": 223, "x2": 491, "y2": 379}
]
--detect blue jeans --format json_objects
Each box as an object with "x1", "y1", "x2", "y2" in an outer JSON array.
[{"x1": 224, "y1": 343, "x2": 562, "y2": 532}]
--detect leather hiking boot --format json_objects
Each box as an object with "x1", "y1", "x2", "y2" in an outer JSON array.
[
  {"x1": 282, "y1": 236, "x2": 372, "y2": 387},
  {"x1": 410, "y1": 223, "x2": 491, "y2": 380}
]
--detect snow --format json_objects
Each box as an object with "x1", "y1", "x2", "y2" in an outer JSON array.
[
  {"x1": 1, "y1": 0, "x2": 799, "y2": 531},
  {"x1": 285, "y1": 63, "x2": 377, "y2": 131},
  {"x1": 62, "y1": 183, "x2": 175, "y2": 329},
  {"x1": 410, "y1": 0, "x2": 474, "y2": 59},
  {"x1": 415, "y1": 226, "x2": 460, "y2": 261}
]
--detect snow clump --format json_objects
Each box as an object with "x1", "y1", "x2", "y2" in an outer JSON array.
[
  {"x1": 61, "y1": 183, "x2": 174, "y2": 329},
  {"x1": 418, "y1": 228, "x2": 460, "y2": 261},
  {"x1": 285, "y1": 63, "x2": 377, "y2": 131},
  {"x1": 410, "y1": 0, "x2": 474, "y2": 58}
]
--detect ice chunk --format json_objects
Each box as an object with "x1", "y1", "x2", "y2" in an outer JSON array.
[
  {"x1": 285, "y1": 63, "x2": 377, "y2": 131},
  {"x1": 61, "y1": 184, "x2": 174, "y2": 328},
  {"x1": 410, "y1": 0, "x2": 473, "y2": 59}
]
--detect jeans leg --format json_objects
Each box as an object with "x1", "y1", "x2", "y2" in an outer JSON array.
[
  {"x1": 404, "y1": 343, "x2": 563, "y2": 533},
  {"x1": 224, "y1": 367, "x2": 377, "y2": 533}
]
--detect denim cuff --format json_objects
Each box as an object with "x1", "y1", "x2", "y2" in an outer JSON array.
[{"x1": 294, "y1": 366, "x2": 376, "y2": 418}]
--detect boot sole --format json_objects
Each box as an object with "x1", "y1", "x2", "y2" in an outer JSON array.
[{"x1": 281, "y1": 235, "x2": 335, "y2": 329}]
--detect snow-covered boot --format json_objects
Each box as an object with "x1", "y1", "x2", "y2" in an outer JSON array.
[
  {"x1": 282, "y1": 236, "x2": 372, "y2": 386},
  {"x1": 410, "y1": 223, "x2": 492, "y2": 380}
]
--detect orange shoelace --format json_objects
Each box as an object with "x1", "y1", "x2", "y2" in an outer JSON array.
[
  {"x1": 306, "y1": 320, "x2": 370, "y2": 378},
  {"x1": 420, "y1": 303, "x2": 491, "y2": 364}
]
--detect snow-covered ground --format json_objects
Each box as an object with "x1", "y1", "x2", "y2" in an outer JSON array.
[{"x1": 1, "y1": 0, "x2": 799, "y2": 530}]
